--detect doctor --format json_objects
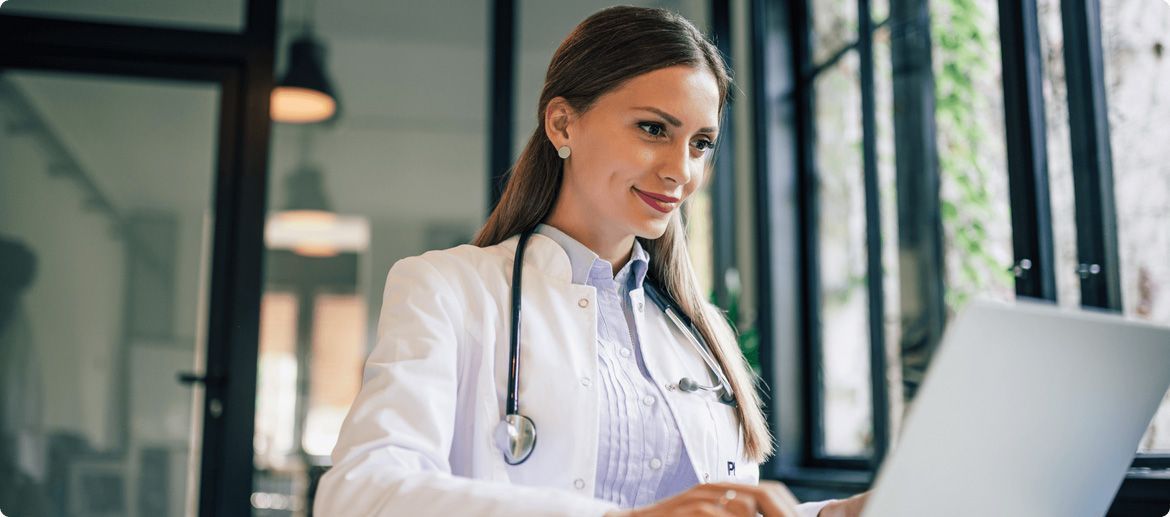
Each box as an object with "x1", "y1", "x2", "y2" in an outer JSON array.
[{"x1": 315, "y1": 6, "x2": 867, "y2": 517}]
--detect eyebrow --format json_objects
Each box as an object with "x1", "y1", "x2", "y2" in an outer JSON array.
[{"x1": 633, "y1": 106, "x2": 718, "y2": 135}]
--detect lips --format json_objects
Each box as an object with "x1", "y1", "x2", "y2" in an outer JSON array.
[{"x1": 633, "y1": 188, "x2": 678, "y2": 214}]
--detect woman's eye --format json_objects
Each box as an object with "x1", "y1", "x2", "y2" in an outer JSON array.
[
  {"x1": 694, "y1": 139, "x2": 715, "y2": 151},
  {"x1": 638, "y1": 122, "x2": 666, "y2": 137}
]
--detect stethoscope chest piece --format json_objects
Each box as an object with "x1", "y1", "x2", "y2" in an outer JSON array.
[{"x1": 494, "y1": 413, "x2": 537, "y2": 465}]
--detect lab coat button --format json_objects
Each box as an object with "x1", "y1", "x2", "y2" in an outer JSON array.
[
  {"x1": 578, "y1": 298, "x2": 590, "y2": 308},
  {"x1": 580, "y1": 376, "x2": 592, "y2": 388},
  {"x1": 649, "y1": 458, "x2": 662, "y2": 470},
  {"x1": 573, "y1": 478, "x2": 586, "y2": 489},
  {"x1": 642, "y1": 395, "x2": 656, "y2": 406},
  {"x1": 637, "y1": 302, "x2": 644, "y2": 312},
  {"x1": 619, "y1": 348, "x2": 632, "y2": 358}
]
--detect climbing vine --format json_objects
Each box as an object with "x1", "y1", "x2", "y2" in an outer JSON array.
[
  {"x1": 932, "y1": 0, "x2": 1013, "y2": 310},
  {"x1": 719, "y1": 0, "x2": 1012, "y2": 372}
]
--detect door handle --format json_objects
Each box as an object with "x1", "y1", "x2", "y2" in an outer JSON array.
[
  {"x1": 177, "y1": 371, "x2": 227, "y2": 419},
  {"x1": 177, "y1": 372, "x2": 204, "y2": 385},
  {"x1": 176, "y1": 371, "x2": 224, "y2": 386}
]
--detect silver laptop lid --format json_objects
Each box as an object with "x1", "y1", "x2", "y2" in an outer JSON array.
[{"x1": 864, "y1": 299, "x2": 1170, "y2": 517}]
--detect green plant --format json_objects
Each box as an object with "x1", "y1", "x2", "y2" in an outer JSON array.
[
  {"x1": 932, "y1": 0, "x2": 1013, "y2": 310},
  {"x1": 711, "y1": 279, "x2": 761, "y2": 374}
]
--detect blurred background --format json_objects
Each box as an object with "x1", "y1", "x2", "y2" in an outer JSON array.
[{"x1": 0, "y1": 0, "x2": 1167, "y2": 515}]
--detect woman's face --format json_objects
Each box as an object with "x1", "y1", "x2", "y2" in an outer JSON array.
[{"x1": 546, "y1": 65, "x2": 721, "y2": 241}]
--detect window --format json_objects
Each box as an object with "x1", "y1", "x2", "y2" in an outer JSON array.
[
  {"x1": 255, "y1": 292, "x2": 300, "y2": 467},
  {"x1": 1035, "y1": 0, "x2": 1084, "y2": 308},
  {"x1": 812, "y1": 49, "x2": 874, "y2": 457},
  {"x1": 1099, "y1": 0, "x2": 1170, "y2": 454},
  {"x1": 753, "y1": 0, "x2": 1170, "y2": 500},
  {"x1": 931, "y1": 0, "x2": 1015, "y2": 310},
  {"x1": 304, "y1": 293, "x2": 366, "y2": 456},
  {"x1": 795, "y1": 0, "x2": 896, "y2": 465}
]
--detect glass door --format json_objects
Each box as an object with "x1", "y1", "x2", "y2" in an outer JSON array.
[{"x1": 0, "y1": 68, "x2": 222, "y2": 517}]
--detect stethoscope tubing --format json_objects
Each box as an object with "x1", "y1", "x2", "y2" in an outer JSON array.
[
  {"x1": 498, "y1": 228, "x2": 735, "y2": 465},
  {"x1": 505, "y1": 230, "x2": 533, "y2": 417}
]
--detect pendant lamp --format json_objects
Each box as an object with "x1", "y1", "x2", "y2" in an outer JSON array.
[
  {"x1": 265, "y1": 128, "x2": 368, "y2": 257},
  {"x1": 271, "y1": 0, "x2": 339, "y2": 123}
]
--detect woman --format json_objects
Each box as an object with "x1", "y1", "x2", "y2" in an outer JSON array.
[{"x1": 315, "y1": 6, "x2": 867, "y2": 517}]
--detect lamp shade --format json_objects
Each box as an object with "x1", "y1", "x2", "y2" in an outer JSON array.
[
  {"x1": 281, "y1": 164, "x2": 331, "y2": 213},
  {"x1": 272, "y1": 35, "x2": 339, "y2": 123}
]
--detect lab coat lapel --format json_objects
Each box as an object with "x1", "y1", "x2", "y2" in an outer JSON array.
[
  {"x1": 628, "y1": 287, "x2": 711, "y2": 482},
  {"x1": 633, "y1": 288, "x2": 740, "y2": 483}
]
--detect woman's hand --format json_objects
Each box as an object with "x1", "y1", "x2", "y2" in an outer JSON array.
[
  {"x1": 603, "y1": 481, "x2": 803, "y2": 517},
  {"x1": 817, "y1": 491, "x2": 870, "y2": 517}
]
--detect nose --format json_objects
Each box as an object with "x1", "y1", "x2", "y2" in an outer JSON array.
[{"x1": 658, "y1": 142, "x2": 693, "y2": 186}]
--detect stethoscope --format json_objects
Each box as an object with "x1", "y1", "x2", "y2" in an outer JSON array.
[{"x1": 494, "y1": 228, "x2": 738, "y2": 465}]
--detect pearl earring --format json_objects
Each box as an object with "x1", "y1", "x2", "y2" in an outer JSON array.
[{"x1": 557, "y1": 145, "x2": 572, "y2": 159}]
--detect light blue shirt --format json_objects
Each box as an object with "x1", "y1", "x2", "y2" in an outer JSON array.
[{"x1": 534, "y1": 223, "x2": 699, "y2": 508}]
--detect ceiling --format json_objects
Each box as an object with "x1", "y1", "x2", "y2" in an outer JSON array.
[{"x1": 2, "y1": 0, "x2": 709, "y2": 223}]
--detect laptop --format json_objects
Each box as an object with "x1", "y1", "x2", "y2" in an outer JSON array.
[{"x1": 863, "y1": 299, "x2": 1170, "y2": 517}]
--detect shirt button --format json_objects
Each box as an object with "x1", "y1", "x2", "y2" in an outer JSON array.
[
  {"x1": 619, "y1": 348, "x2": 632, "y2": 358},
  {"x1": 580, "y1": 376, "x2": 592, "y2": 388},
  {"x1": 578, "y1": 298, "x2": 590, "y2": 308},
  {"x1": 573, "y1": 478, "x2": 586, "y2": 489},
  {"x1": 637, "y1": 302, "x2": 644, "y2": 312},
  {"x1": 649, "y1": 458, "x2": 663, "y2": 470},
  {"x1": 642, "y1": 395, "x2": 656, "y2": 406}
]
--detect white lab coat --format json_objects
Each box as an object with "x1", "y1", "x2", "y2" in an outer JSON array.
[{"x1": 315, "y1": 233, "x2": 830, "y2": 516}]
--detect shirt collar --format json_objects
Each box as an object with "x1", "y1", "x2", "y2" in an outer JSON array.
[{"x1": 534, "y1": 223, "x2": 649, "y2": 290}]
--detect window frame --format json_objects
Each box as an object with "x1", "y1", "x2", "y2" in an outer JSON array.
[
  {"x1": 755, "y1": 0, "x2": 897, "y2": 469},
  {"x1": 748, "y1": 0, "x2": 1170, "y2": 505}
]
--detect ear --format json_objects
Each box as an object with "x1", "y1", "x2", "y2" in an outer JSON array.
[{"x1": 543, "y1": 97, "x2": 577, "y2": 149}]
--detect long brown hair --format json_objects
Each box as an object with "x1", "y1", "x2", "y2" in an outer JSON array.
[{"x1": 472, "y1": 6, "x2": 772, "y2": 462}]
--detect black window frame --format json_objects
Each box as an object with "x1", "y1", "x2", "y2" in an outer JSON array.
[
  {"x1": 752, "y1": 0, "x2": 900, "y2": 472},
  {"x1": 749, "y1": 0, "x2": 1170, "y2": 508}
]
